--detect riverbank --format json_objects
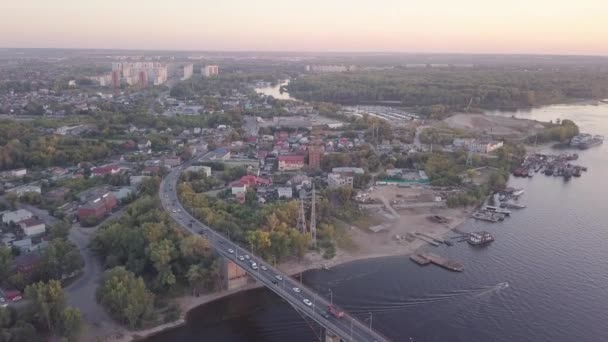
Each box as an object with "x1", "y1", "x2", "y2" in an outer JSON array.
[{"x1": 101, "y1": 204, "x2": 472, "y2": 342}]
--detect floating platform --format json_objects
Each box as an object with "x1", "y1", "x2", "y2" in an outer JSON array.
[
  {"x1": 410, "y1": 254, "x2": 431, "y2": 265},
  {"x1": 418, "y1": 252, "x2": 464, "y2": 272}
]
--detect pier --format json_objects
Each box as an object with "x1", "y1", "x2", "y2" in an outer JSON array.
[{"x1": 411, "y1": 252, "x2": 464, "y2": 272}]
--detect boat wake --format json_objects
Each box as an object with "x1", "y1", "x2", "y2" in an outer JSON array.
[{"x1": 350, "y1": 282, "x2": 509, "y2": 316}]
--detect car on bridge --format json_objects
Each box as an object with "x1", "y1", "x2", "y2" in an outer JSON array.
[
  {"x1": 292, "y1": 287, "x2": 301, "y2": 293},
  {"x1": 275, "y1": 275, "x2": 283, "y2": 281},
  {"x1": 228, "y1": 248, "x2": 234, "y2": 254},
  {"x1": 303, "y1": 299, "x2": 313, "y2": 307},
  {"x1": 261, "y1": 265, "x2": 268, "y2": 271},
  {"x1": 238, "y1": 256, "x2": 245, "y2": 261}
]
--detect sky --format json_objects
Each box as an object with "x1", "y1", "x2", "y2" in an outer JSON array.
[{"x1": 2, "y1": 0, "x2": 608, "y2": 55}]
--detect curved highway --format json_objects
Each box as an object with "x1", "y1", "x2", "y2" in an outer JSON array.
[{"x1": 160, "y1": 163, "x2": 389, "y2": 342}]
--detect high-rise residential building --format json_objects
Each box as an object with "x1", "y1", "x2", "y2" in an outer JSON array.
[
  {"x1": 137, "y1": 70, "x2": 148, "y2": 87},
  {"x1": 104, "y1": 62, "x2": 168, "y2": 87},
  {"x1": 182, "y1": 64, "x2": 194, "y2": 80},
  {"x1": 308, "y1": 145, "x2": 324, "y2": 170},
  {"x1": 202, "y1": 65, "x2": 219, "y2": 77},
  {"x1": 111, "y1": 70, "x2": 121, "y2": 88}
]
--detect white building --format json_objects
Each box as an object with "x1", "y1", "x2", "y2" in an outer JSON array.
[
  {"x1": 231, "y1": 184, "x2": 247, "y2": 195},
  {"x1": 186, "y1": 165, "x2": 212, "y2": 177},
  {"x1": 332, "y1": 167, "x2": 365, "y2": 175},
  {"x1": 7, "y1": 185, "x2": 42, "y2": 197},
  {"x1": 277, "y1": 187, "x2": 293, "y2": 199},
  {"x1": 202, "y1": 65, "x2": 219, "y2": 77},
  {"x1": 19, "y1": 218, "x2": 46, "y2": 237},
  {"x1": 453, "y1": 138, "x2": 503, "y2": 153},
  {"x1": 182, "y1": 64, "x2": 194, "y2": 80},
  {"x1": 328, "y1": 173, "x2": 354, "y2": 189},
  {"x1": 2, "y1": 209, "x2": 33, "y2": 224}
]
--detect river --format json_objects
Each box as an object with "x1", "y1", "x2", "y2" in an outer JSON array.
[
  {"x1": 254, "y1": 80, "x2": 294, "y2": 100},
  {"x1": 148, "y1": 103, "x2": 608, "y2": 342}
]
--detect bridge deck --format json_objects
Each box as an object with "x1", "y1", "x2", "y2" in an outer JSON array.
[{"x1": 160, "y1": 165, "x2": 389, "y2": 342}]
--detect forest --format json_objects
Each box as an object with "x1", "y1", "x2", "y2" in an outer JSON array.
[
  {"x1": 287, "y1": 67, "x2": 608, "y2": 117},
  {"x1": 90, "y1": 195, "x2": 220, "y2": 328}
]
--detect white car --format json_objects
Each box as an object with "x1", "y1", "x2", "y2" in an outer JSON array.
[
  {"x1": 227, "y1": 249, "x2": 234, "y2": 254},
  {"x1": 275, "y1": 275, "x2": 283, "y2": 281},
  {"x1": 238, "y1": 256, "x2": 245, "y2": 261},
  {"x1": 303, "y1": 299, "x2": 313, "y2": 307},
  {"x1": 251, "y1": 264, "x2": 258, "y2": 270},
  {"x1": 292, "y1": 287, "x2": 301, "y2": 293},
  {"x1": 260, "y1": 265, "x2": 268, "y2": 271},
  {"x1": 172, "y1": 209, "x2": 177, "y2": 213},
  {"x1": 244, "y1": 255, "x2": 250, "y2": 260}
]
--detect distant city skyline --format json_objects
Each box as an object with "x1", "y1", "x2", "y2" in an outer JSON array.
[{"x1": 2, "y1": 0, "x2": 608, "y2": 55}]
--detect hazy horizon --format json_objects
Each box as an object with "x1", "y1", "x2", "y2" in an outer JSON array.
[{"x1": 3, "y1": 0, "x2": 608, "y2": 55}]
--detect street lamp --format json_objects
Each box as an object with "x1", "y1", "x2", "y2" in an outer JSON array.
[
  {"x1": 328, "y1": 289, "x2": 333, "y2": 305},
  {"x1": 350, "y1": 317, "x2": 354, "y2": 341},
  {"x1": 369, "y1": 312, "x2": 373, "y2": 330}
]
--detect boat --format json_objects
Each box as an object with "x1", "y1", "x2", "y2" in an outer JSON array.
[
  {"x1": 500, "y1": 201, "x2": 526, "y2": 209},
  {"x1": 467, "y1": 231, "x2": 494, "y2": 246},
  {"x1": 483, "y1": 206, "x2": 511, "y2": 216},
  {"x1": 512, "y1": 189, "x2": 525, "y2": 197},
  {"x1": 472, "y1": 212, "x2": 500, "y2": 223}
]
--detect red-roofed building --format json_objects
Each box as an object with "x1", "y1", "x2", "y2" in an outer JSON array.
[
  {"x1": 91, "y1": 164, "x2": 122, "y2": 177},
  {"x1": 78, "y1": 193, "x2": 118, "y2": 222},
  {"x1": 278, "y1": 155, "x2": 305, "y2": 171},
  {"x1": 230, "y1": 175, "x2": 272, "y2": 187}
]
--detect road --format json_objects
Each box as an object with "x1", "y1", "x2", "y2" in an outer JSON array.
[{"x1": 160, "y1": 163, "x2": 389, "y2": 342}]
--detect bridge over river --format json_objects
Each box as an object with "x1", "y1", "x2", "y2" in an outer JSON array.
[{"x1": 160, "y1": 162, "x2": 389, "y2": 342}]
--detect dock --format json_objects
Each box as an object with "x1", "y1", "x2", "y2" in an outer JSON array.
[
  {"x1": 418, "y1": 252, "x2": 464, "y2": 272},
  {"x1": 416, "y1": 232, "x2": 445, "y2": 244},
  {"x1": 413, "y1": 233, "x2": 440, "y2": 246}
]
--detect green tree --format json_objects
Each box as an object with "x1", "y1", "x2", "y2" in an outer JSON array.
[
  {"x1": 24, "y1": 280, "x2": 65, "y2": 332},
  {"x1": 59, "y1": 307, "x2": 83, "y2": 342},
  {"x1": 0, "y1": 246, "x2": 12, "y2": 283},
  {"x1": 97, "y1": 266, "x2": 155, "y2": 329}
]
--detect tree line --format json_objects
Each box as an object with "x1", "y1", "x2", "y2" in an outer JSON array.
[{"x1": 287, "y1": 68, "x2": 608, "y2": 117}]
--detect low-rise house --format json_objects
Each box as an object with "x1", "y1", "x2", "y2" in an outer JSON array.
[
  {"x1": 6, "y1": 184, "x2": 42, "y2": 197},
  {"x1": 12, "y1": 238, "x2": 33, "y2": 253},
  {"x1": 47, "y1": 187, "x2": 70, "y2": 203},
  {"x1": 328, "y1": 173, "x2": 354, "y2": 189},
  {"x1": 203, "y1": 148, "x2": 231, "y2": 161},
  {"x1": 231, "y1": 184, "x2": 247, "y2": 195},
  {"x1": 453, "y1": 138, "x2": 504, "y2": 153},
  {"x1": 185, "y1": 165, "x2": 212, "y2": 177},
  {"x1": 19, "y1": 218, "x2": 46, "y2": 236},
  {"x1": 162, "y1": 156, "x2": 182, "y2": 168},
  {"x1": 278, "y1": 155, "x2": 305, "y2": 171},
  {"x1": 277, "y1": 187, "x2": 293, "y2": 199},
  {"x1": 2, "y1": 209, "x2": 33, "y2": 224},
  {"x1": 91, "y1": 164, "x2": 123, "y2": 177},
  {"x1": 332, "y1": 167, "x2": 365, "y2": 175},
  {"x1": 12, "y1": 253, "x2": 42, "y2": 278}
]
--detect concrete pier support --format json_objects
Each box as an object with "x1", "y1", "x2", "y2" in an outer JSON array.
[
  {"x1": 222, "y1": 258, "x2": 249, "y2": 290},
  {"x1": 325, "y1": 331, "x2": 343, "y2": 342}
]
